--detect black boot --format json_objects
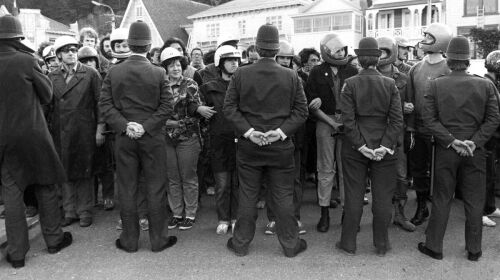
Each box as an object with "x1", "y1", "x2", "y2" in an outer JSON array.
[
  {"x1": 411, "y1": 192, "x2": 429, "y2": 226},
  {"x1": 316, "y1": 206, "x2": 330, "y2": 232}
]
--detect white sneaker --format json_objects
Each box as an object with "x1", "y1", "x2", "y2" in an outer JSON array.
[
  {"x1": 231, "y1": 220, "x2": 236, "y2": 235},
  {"x1": 298, "y1": 220, "x2": 306, "y2": 235},
  {"x1": 483, "y1": 216, "x2": 496, "y2": 227},
  {"x1": 487, "y1": 208, "x2": 500, "y2": 218},
  {"x1": 216, "y1": 223, "x2": 229, "y2": 235}
]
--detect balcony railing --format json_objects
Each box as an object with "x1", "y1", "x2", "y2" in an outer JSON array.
[{"x1": 366, "y1": 26, "x2": 427, "y2": 40}]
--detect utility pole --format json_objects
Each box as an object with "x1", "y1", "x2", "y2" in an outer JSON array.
[{"x1": 426, "y1": 0, "x2": 432, "y2": 26}]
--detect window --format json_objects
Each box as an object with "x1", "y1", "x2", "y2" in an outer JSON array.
[
  {"x1": 378, "y1": 11, "x2": 393, "y2": 29},
  {"x1": 136, "y1": 5, "x2": 143, "y2": 18},
  {"x1": 238, "y1": 20, "x2": 246, "y2": 36},
  {"x1": 355, "y1": 14, "x2": 362, "y2": 32},
  {"x1": 368, "y1": 14, "x2": 373, "y2": 30},
  {"x1": 332, "y1": 13, "x2": 352, "y2": 30},
  {"x1": 464, "y1": 0, "x2": 498, "y2": 16},
  {"x1": 206, "y1": 23, "x2": 220, "y2": 38},
  {"x1": 403, "y1": 9, "x2": 411, "y2": 27},
  {"x1": 313, "y1": 16, "x2": 330, "y2": 32},
  {"x1": 294, "y1": 18, "x2": 312, "y2": 33},
  {"x1": 266, "y1": 16, "x2": 282, "y2": 30}
]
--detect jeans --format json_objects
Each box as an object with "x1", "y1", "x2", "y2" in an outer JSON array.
[
  {"x1": 166, "y1": 136, "x2": 201, "y2": 219},
  {"x1": 316, "y1": 118, "x2": 341, "y2": 206},
  {"x1": 62, "y1": 178, "x2": 94, "y2": 218},
  {"x1": 215, "y1": 171, "x2": 238, "y2": 222}
]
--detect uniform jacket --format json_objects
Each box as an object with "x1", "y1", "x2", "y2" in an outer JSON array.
[
  {"x1": 379, "y1": 65, "x2": 413, "y2": 129},
  {"x1": 0, "y1": 44, "x2": 66, "y2": 187},
  {"x1": 48, "y1": 62, "x2": 102, "y2": 180},
  {"x1": 223, "y1": 57, "x2": 308, "y2": 137},
  {"x1": 423, "y1": 71, "x2": 500, "y2": 148},
  {"x1": 340, "y1": 68, "x2": 404, "y2": 151},
  {"x1": 99, "y1": 55, "x2": 174, "y2": 138},
  {"x1": 306, "y1": 62, "x2": 358, "y2": 113}
]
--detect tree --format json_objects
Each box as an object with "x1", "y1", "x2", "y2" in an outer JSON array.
[{"x1": 469, "y1": 28, "x2": 500, "y2": 59}]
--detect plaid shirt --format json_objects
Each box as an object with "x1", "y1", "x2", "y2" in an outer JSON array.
[{"x1": 164, "y1": 76, "x2": 202, "y2": 141}]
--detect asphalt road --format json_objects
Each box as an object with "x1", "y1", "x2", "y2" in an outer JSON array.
[{"x1": 1, "y1": 184, "x2": 500, "y2": 280}]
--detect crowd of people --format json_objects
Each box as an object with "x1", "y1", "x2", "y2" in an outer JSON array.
[{"x1": 1, "y1": 13, "x2": 500, "y2": 269}]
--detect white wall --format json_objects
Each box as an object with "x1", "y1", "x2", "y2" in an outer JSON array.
[
  {"x1": 190, "y1": 6, "x2": 300, "y2": 50},
  {"x1": 446, "y1": 0, "x2": 500, "y2": 33}
]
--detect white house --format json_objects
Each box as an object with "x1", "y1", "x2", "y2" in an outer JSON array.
[
  {"x1": 188, "y1": 0, "x2": 312, "y2": 52},
  {"x1": 446, "y1": 0, "x2": 499, "y2": 35},
  {"x1": 290, "y1": 0, "x2": 364, "y2": 53},
  {"x1": 120, "y1": 0, "x2": 210, "y2": 48},
  {"x1": 366, "y1": 0, "x2": 445, "y2": 46},
  {"x1": 2, "y1": 8, "x2": 76, "y2": 49}
]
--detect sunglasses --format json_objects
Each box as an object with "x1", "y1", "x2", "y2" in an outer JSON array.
[{"x1": 61, "y1": 47, "x2": 78, "y2": 53}]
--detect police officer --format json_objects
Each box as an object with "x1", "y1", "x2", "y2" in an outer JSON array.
[
  {"x1": 418, "y1": 36, "x2": 500, "y2": 261},
  {"x1": 224, "y1": 24, "x2": 308, "y2": 257},
  {"x1": 337, "y1": 37, "x2": 403, "y2": 257},
  {"x1": 376, "y1": 37, "x2": 415, "y2": 232},
  {"x1": 0, "y1": 14, "x2": 72, "y2": 268}
]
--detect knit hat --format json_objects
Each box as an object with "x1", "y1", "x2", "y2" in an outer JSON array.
[
  {"x1": 446, "y1": 36, "x2": 470, "y2": 61},
  {"x1": 128, "y1": 21, "x2": 151, "y2": 46},
  {"x1": 354, "y1": 37, "x2": 381, "y2": 57},
  {"x1": 256, "y1": 24, "x2": 280, "y2": 51},
  {"x1": 0, "y1": 15, "x2": 24, "y2": 40}
]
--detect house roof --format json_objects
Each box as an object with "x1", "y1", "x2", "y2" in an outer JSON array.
[
  {"x1": 0, "y1": 5, "x2": 10, "y2": 16},
  {"x1": 143, "y1": 0, "x2": 210, "y2": 43},
  {"x1": 188, "y1": 0, "x2": 311, "y2": 19},
  {"x1": 368, "y1": 0, "x2": 442, "y2": 10},
  {"x1": 299, "y1": 0, "x2": 361, "y2": 14},
  {"x1": 45, "y1": 16, "x2": 74, "y2": 34}
]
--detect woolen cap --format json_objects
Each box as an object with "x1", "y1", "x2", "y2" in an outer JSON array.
[
  {"x1": 0, "y1": 15, "x2": 24, "y2": 40},
  {"x1": 354, "y1": 37, "x2": 381, "y2": 57},
  {"x1": 256, "y1": 24, "x2": 280, "y2": 51},
  {"x1": 446, "y1": 36, "x2": 470, "y2": 61},
  {"x1": 128, "y1": 21, "x2": 151, "y2": 46}
]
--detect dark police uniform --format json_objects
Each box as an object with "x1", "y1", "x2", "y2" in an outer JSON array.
[
  {"x1": 223, "y1": 57, "x2": 308, "y2": 255},
  {"x1": 338, "y1": 68, "x2": 403, "y2": 253},
  {"x1": 422, "y1": 71, "x2": 500, "y2": 255}
]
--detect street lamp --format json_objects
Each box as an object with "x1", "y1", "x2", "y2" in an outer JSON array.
[{"x1": 91, "y1": 0, "x2": 116, "y2": 30}]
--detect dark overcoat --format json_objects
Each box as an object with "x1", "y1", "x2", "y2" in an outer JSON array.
[
  {"x1": 0, "y1": 44, "x2": 66, "y2": 188},
  {"x1": 47, "y1": 62, "x2": 101, "y2": 180}
]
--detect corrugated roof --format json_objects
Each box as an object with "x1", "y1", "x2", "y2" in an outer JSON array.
[
  {"x1": 188, "y1": 0, "x2": 311, "y2": 19},
  {"x1": 143, "y1": 0, "x2": 210, "y2": 43},
  {"x1": 368, "y1": 0, "x2": 441, "y2": 10}
]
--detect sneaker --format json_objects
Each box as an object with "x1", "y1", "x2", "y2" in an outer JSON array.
[
  {"x1": 256, "y1": 200, "x2": 266, "y2": 209},
  {"x1": 231, "y1": 220, "x2": 236, "y2": 235},
  {"x1": 206, "y1": 186, "x2": 215, "y2": 196},
  {"x1": 298, "y1": 220, "x2": 306, "y2": 235},
  {"x1": 168, "y1": 217, "x2": 183, "y2": 229},
  {"x1": 216, "y1": 223, "x2": 229, "y2": 235},
  {"x1": 179, "y1": 218, "x2": 195, "y2": 230},
  {"x1": 483, "y1": 216, "x2": 496, "y2": 227},
  {"x1": 488, "y1": 208, "x2": 500, "y2": 218},
  {"x1": 116, "y1": 219, "x2": 123, "y2": 230},
  {"x1": 363, "y1": 196, "x2": 369, "y2": 205},
  {"x1": 103, "y1": 199, "x2": 115, "y2": 211},
  {"x1": 265, "y1": 221, "x2": 276, "y2": 235},
  {"x1": 140, "y1": 218, "x2": 149, "y2": 231}
]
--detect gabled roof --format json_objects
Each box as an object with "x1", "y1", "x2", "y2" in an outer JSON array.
[
  {"x1": 143, "y1": 0, "x2": 210, "y2": 42},
  {"x1": 368, "y1": 0, "x2": 441, "y2": 10},
  {"x1": 188, "y1": 0, "x2": 311, "y2": 19},
  {"x1": 299, "y1": 0, "x2": 361, "y2": 14},
  {"x1": 0, "y1": 5, "x2": 10, "y2": 16}
]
